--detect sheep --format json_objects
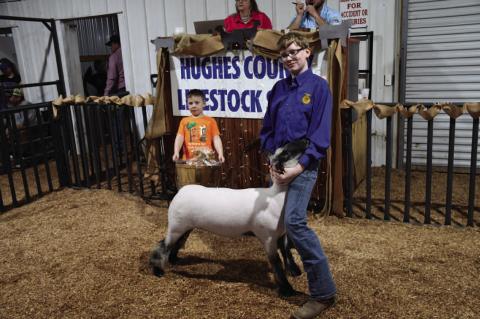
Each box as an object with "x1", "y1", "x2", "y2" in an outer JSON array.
[{"x1": 149, "y1": 139, "x2": 308, "y2": 297}]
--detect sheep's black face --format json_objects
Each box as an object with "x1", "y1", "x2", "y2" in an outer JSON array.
[{"x1": 270, "y1": 139, "x2": 309, "y2": 173}]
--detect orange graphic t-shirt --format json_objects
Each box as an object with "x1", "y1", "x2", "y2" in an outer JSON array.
[{"x1": 177, "y1": 116, "x2": 220, "y2": 159}]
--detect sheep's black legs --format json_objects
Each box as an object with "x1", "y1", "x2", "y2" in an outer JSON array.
[
  {"x1": 169, "y1": 230, "x2": 192, "y2": 264},
  {"x1": 268, "y1": 252, "x2": 295, "y2": 297},
  {"x1": 150, "y1": 229, "x2": 192, "y2": 277},
  {"x1": 278, "y1": 234, "x2": 302, "y2": 277},
  {"x1": 149, "y1": 240, "x2": 168, "y2": 277},
  {"x1": 263, "y1": 236, "x2": 295, "y2": 297}
]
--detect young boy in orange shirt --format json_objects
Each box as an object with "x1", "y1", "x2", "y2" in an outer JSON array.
[{"x1": 173, "y1": 89, "x2": 225, "y2": 163}]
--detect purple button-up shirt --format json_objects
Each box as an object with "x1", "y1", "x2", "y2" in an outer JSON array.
[
  {"x1": 260, "y1": 68, "x2": 332, "y2": 168},
  {"x1": 104, "y1": 48, "x2": 125, "y2": 96}
]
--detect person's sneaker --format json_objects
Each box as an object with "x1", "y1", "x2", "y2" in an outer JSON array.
[{"x1": 291, "y1": 297, "x2": 336, "y2": 319}]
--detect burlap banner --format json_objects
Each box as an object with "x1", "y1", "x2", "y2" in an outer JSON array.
[{"x1": 171, "y1": 30, "x2": 320, "y2": 60}]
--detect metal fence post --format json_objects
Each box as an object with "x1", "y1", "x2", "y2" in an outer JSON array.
[
  {"x1": 384, "y1": 116, "x2": 392, "y2": 221},
  {"x1": 424, "y1": 119, "x2": 434, "y2": 224},
  {"x1": 467, "y1": 118, "x2": 479, "y2": 227},
  {"x1": 366, "y1": 109, "x2": 372, "y2": 219},
  {"x1": 51, "y1": 107, "x2": 70, "y2": 187},
  {"x1": 403, "y1": 116, "x2": 413, "y2": 223},
  {"x1": 445, "y1": 118, "x2": 456, "y2": 225}
]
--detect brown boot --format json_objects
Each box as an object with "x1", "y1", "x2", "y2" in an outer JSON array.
[{"x1": 291, "y1": 297, "x2": 336, "y2": 319}]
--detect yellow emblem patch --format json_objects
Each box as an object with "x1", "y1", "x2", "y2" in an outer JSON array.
[{"x1": 302, "y1": 93, "x2": 311, "y2": 105}]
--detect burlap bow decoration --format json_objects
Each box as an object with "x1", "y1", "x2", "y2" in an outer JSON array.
[
  {"x1": 397, "y1": 104, "x2": 420, "y2": 118},
  {"x1": 169, "y1": 29, "x2": 321, "y2": 60},
  {"x1": 441, "y1": 103, "x2": 464, "y2": 119},
  {"x1": 250, "y1": 29, "x2": 320, "y2": 59},
  {"x1": 340, "y1": 100, "x2": 479, "y2": 121},
  {"x1": 340, "y1": 99, "x2": 374, "y2": 120},
  {"x1": 465, "y1": 102, "x2": 480, "y2": 119},
  {"x1": 51, "y1": 94, "x2": 155, "y2": 119},
  {"x1": 418, "y1": 104, "x2": 442, "y2": 121},
  {"x1": 173, "y1": 34, "x2": 225, "y2": 57}
]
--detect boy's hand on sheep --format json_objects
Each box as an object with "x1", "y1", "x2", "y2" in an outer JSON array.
[{"x1": 270, "y1": 164, "x2": 304, "y2": 185}]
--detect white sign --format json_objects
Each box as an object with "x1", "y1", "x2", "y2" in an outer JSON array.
[
  {"x1": 170, "y1": 50, "x2": 327, "y2": 119},
  {"x1": 170, "y1": 51, "x2": 286, "y2": 119},
  {"x1": 340, "y1": 0, "x2": 369, "y2": 28}
]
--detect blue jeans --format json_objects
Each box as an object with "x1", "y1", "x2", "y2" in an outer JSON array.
[{"x1": 284, "y1": 165, "x2": 337, "y2": 300}]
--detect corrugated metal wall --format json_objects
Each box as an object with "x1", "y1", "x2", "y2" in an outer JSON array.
[
  {"x1": 405, "y1": 0, "x2": 480, "y2": 166},
  {"x1": 71, "y1": 15, "x2": 119, "y2": 95},
  {"x1": 0, "y1": 0, "x2": 398, "y2": 166},
  {"x1": 75, "y1": 15, "x2": 118, "y2": 57}
]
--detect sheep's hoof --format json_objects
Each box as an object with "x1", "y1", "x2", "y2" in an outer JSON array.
[
  {"x1": 149, "y1": 249, "x2": 166, "y2": 277},
  {"x1": 287, "y1": 263, "x2": 302, "y2": 277},
  {"x1": 152, "y1": 266, "x2": 165, "y2": 277},
  {"x1": 278, "y1": 286, "x2": 296, "y2": 298},
  {"x1": 168, "y1": 254, "x2": 180, "y2": 264}
]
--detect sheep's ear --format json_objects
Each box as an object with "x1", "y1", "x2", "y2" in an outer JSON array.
[
  {"x1": 283, "y1": 139, "x2": 306, "y2": 153},
  {"x1": 295, "y1": 139, "x2": 309, "y2": 150}
]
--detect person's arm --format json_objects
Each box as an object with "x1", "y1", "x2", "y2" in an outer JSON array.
[
  {"x1": 321, "y1": 5, "x2": 342, "y2": 25},
  {"x1": 259, "y1": 84, "x2": 278, "y2": 155},
  {"x1": 213, "y1": 135, "x2": 225, "y2": 163},
  {"x1": 298, "y1": 79, "x2": 333, "y2": 169},
  {"x1": 209, "y1": 118, "x2": 224, "y2": 163},
  {"x1": 270, "y1": 163, "x2": 304, "y2": 185},
  {"x1": 287, "y1": 2, "x2": 305, "y2": 29},
  {"x1": 259, "y1": 12, "x2": 273, "y2": 30},
  {"x1": 172, "y1": 134, "x2": 184, "y2": 161},
  {"x1": 224, "y1": 15, "x2": 233, "y2": 33},
  {"x1": 104, "y1": 54, "x2": 117, "y2": 96},
  {"x1": 272, "y1": 81, "x2": 332, "y2": 186},
  {"x1": 306, "y1": 5, "x2": 326, "y2": 26}
]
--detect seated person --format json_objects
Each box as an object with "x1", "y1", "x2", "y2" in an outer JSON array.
[
  {"x1": 288, "y1": 0, "x2": 342, "y2": 30},
  {"x1": 0, "y1": 58, "x2": 22, "y2": 111},
  {"x1": 83, "y1": 59, "x2": 107, "y2": 96},
  {"x1": 7, "y1": 88, "x2": 36, "y2": 129},
  {"x1": 224, "y1": 0, "x2": 272, "y2": 32},
  {"x1": 173, "y1": 89, "x2": 225, "y2": 164}
]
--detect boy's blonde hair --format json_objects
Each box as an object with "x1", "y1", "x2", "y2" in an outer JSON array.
[{"x1": 277, "y1": 32, "x2": 310, "y2": 51}]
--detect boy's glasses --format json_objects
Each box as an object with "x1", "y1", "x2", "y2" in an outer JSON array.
[{"x1": 279, "y1": 48, "x2": 304, "y2": 60}]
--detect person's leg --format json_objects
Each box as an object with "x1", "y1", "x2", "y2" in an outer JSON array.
[{"x1": 284, "y1": 168, "x2": 336, "y2": 317}]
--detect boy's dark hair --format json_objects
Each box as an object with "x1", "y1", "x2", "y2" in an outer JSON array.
[
  {"x1": 0, "y1": 58, "x2": 18, "y2": 75},
  {"x1": 187, "y1": 89, "x2": 206, "y2": 101}
]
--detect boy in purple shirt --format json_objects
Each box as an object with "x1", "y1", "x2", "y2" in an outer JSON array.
[{"x1": 259, "y1": 32, "x2": 336, "y2": 319}]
